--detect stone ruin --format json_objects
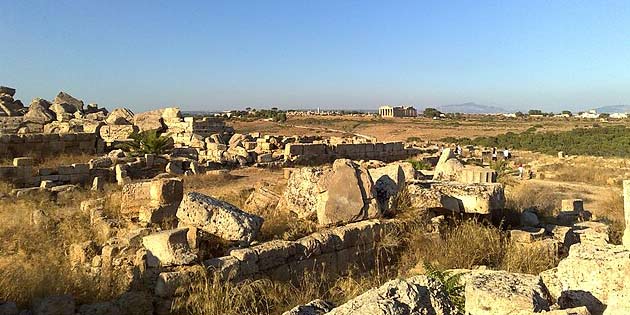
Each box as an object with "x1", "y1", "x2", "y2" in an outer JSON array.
[{"x1": 2, "y1": 87, "x2": 629, "y2": 315}]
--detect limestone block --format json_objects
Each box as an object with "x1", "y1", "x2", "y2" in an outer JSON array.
[
  {"x1": 282, "y1": 299, "x2": 334, "y2": 315},
  {"x1": 12, "y1": 157, "x2": 33, "y2": 167},
  {"x1": 155, "y1": 265, "x2": 205, "y2": 297},
  {"x1": 462, "y1": 270, "x2": 550, "y2": 314},
  {"x1": 561, "y1": 199, "x2": 584, "y2": 212},
  {"x1": 142, "y1": 228, "x2": 196, "y2": 267},
  {"x1": 176, "y1": 192, "x2": 264, "y2": 244}
]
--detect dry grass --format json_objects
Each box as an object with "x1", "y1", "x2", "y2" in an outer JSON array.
[
  {"x1": 596, "y1": 189, "x2": 625, "y2": 244},
  {"x1": 0, "y1": 188, "x2": 128, "y2": 307},
  {"x1": 0, "y1": 153, "x2": 98, "y2": 169},
  {"x1": 538, "y1": 162, "x2": 623, "y2": 186},
  {"x1": 398, "y1": 220, "x2": 558, "y2": 276},
  {"x1": 506, "y1": 182, "x2": 561, "y2": 217}
]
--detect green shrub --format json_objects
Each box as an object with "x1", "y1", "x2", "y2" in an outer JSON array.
[{"x1": 121, "y1": 130, "x2": 173, "y2": 156}]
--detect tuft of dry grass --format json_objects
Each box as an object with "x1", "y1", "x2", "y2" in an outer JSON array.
[{"x1": 500, "y1": 241, "x2": 558, "y2": 274}]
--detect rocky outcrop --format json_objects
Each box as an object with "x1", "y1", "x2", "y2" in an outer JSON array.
[
  {"x1": 326, "y1": 275, "x2": 456, "y2": 315},
  {"x1": 177, "y1": 192, "x2": 264, "y2": 244},
  {"x1": 278, "y1": 159, "x2": 381, "y2": 226}
]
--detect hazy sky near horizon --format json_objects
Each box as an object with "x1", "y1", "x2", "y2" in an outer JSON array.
[{"x1": 2, "y1": 0, "x2": 630, "y2": 112}]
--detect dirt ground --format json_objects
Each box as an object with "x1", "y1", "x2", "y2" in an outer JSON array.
[{"x1": 229, "y1": 115, "x2": 630, "y2": 142}]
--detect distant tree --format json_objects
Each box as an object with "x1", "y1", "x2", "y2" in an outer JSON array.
[
  {"x1": 528, "y1": 109, "x2": 543, "y2": 116},
  {"x1": 271, "y1": 107, "x2": 278, "y2": 111},
  {"x1": 600, "y1": 113, "x2": 610, "y2": 118},
  {"x1": 515, "y1": 111, "x2": 525, "y2": 117},
  {"x1": 245, "y1": 107, "x2": 252, "y2": 111},
  {"x1": 561, "y1": 110, "x2": 572, "y2": 116},
  {"x1": 423, "y1": 107, "x2": 443, "y2": 118},
  {"x1": 273, "y1": 112, "x2": 287, "y2": 122}
]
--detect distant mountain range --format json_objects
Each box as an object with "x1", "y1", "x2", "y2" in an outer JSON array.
[
  {"x1": 433, "y1": 102, "x2": 508, "y2": 114},
  {"x1": 594, "y1": 105, "x2": 630, "y2": 114}
]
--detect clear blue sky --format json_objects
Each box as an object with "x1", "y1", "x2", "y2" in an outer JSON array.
[{"x1": 2, "y1": 0, "x2": 630, "y2": 112}]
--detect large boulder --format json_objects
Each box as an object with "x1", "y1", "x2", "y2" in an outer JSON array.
[
  {"x1": 462, "y1": 270, "x2": 550, "y2": 314},
  {"x1": 134, "y1": 109, "x2": 166, "y2": 132},
  {"x1": 105, "y1": 108, "x2": 134, "y2": 125},
  {"x1": 327, "y1": 275, "x2": 455, "y2": 315},
  {"x1": 318, "y1": 159, "x2": 380, "y2": 226},
  {"x1": 277, "y1": 159, "x2": 382, "y2": 226},
  {"x1": 541, "y1": 243, "x2": 630, "y2": 315},
  {"x1": 24, "y1": 98, "x2": 55, "y2": 124},
  {"x1": 177, "y1": 192, "x2": 264, "y2": 244}
]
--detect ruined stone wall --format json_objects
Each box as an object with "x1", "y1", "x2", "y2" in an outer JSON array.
[
  {"x1": 0, "y1": 132, "x2": 97, "y2": 158},
  {"x1": 0, "y1": 158, "x2": 103, "y2": 188},
  {"x1": 229, "y1": 221, "x2": 385, "y2": 277},
  {"x1": 156, "y1": 219, "x2": 399, "y2": 298},
  {"x1": 284, "y1": 141, "x2": 413, "y2": 164}
]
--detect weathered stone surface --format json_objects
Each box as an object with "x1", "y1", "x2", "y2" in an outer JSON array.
[
  {"x1": 33, "y1": 295, "x2": 75, "y2": 315},
  {"x1": 407, "y1": 181, "x2": 505, "y2": 214},
  {"x1": 177, "y1": 192, "x2": 263, "y2": 244},
  {"x1": 327, "y1": 275, "x2": 455, "y2": 315},
  {"x1": 369, "y1": 163, "x2": 406, "y2": 214},
  {"x1": 142, "y1": 228, "x2": 196, "y2": 267},
  {"x1": 69, "y1": 241, "x2": 97, "y2": 267},
  {"x1": 53, "y1": 91, "x2": 84, "y2": 111},
  {"x1": 24, "y1": 98, "x2": 55, "y2": 124},
  {"x1": 278, "y1": 159, "x2": 381, "y2": 225},
  {"x1": 462, "y1": 270, "x2": 550, "y2": 314},
  {"x1": 317, "y1": 159, "x2": 381, "y2": 226},
  {"x1": 161, "y1": 107, "x2": 182, "y2": 121},
  {"x1": 155, "y1": 265, "x2": 205, "y2": 297},
  {"x1": 244, "y1": 184, "x2": 281, "y2": 213},
  {"x1": 282, "y1": 299, "x2": 334, "y2": 315},
  {"x1": 433, "y1": 148, "x2": 464, "y2": 181},
  {"x1": 105, "y1": 108, "x2": 134, "y2": 125},
  {"x1": 542, "y1": 243, "x2": 630, "y2": 315},
  {"x1": 114, "y1": 291, "x2": 154, "y2": 315},
  {"x1": 134, "y1": 109, "x2": 165, "y2": 132}
]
